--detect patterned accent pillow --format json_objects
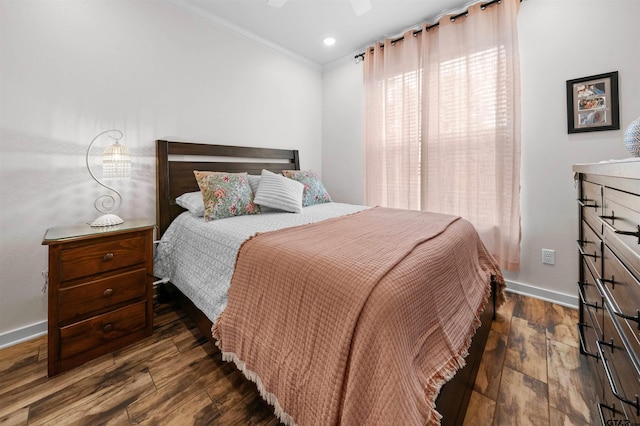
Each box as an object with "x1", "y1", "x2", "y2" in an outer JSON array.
[
  {"x1": 193, "y1": 171, "x2": 260, "y2": 221},
  {"x1": 282, "y1": 170, "x2": 332, "y2": 207}
]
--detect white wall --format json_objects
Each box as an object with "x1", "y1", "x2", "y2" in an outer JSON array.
[
  {"x1": 322, "y1": 0, "x2": 640, "y2": 306},
  {"x1": 0, "y1": 0, "x2": 322, "y2": 343},
  {"x1": 322, "y1": 56, "x2": 365, "y2": 205}
]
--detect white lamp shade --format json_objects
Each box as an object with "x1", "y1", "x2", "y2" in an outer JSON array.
[{"x1": 103, "y1": 142, "x2": 131, "y2": 179}]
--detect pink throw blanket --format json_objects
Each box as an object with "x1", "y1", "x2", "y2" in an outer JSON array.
[{"x1": 213, "y1": 207, "x2": 505, "y2": 425}]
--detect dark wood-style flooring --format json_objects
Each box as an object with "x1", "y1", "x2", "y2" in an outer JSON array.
[{"x1": 0, "y1": 292, "x2": 597, "y2": 425}]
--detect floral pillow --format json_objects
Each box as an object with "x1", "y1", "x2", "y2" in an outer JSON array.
[
  {"x1": 193, "y1": 171, "x2": 260, "y2": 221},
  {"x1": 282, "y1": 170, "x2": 332, "y2": 207}
]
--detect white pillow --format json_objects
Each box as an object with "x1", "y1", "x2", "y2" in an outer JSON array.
[
  {"x1": 247, "y1": 175, "x2": 260, "y2": 194},
  {"x1": 247, "y1": 174, "x2": 278, "y2": 213},
  {"x1": 175, "y1": 191, "x2": 205, "y2": 217},
  {"x1": 253, "y1": 169, "x2": 304, "y2": 213}
]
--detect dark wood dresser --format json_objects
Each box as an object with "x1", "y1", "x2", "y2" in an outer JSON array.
[
  {"x1": 574, "y1": 161, "x2": 640, "y2": 423},
  {"x1": 42, "y1": 219, "x2": 155, "y2": 376}
]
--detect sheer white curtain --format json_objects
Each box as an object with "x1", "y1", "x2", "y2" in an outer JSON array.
[{"x1": 364, "y1": 0, "x2": 521, "y2": 271}]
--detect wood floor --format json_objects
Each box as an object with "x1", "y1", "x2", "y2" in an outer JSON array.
[{"x1": 0, "y1": 292, "x2": 598, "y2": 425}]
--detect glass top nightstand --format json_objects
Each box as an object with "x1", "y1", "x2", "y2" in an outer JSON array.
[{"x1": 42, "y1": 218, "x2": 156, "y2": 244}]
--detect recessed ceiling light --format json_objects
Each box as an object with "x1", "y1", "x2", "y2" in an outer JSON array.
[{"x1": 323, "y1": 37, "x2": 336, "y2": 47}]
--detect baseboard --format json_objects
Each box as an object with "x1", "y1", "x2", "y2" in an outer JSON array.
[
  {"x1": 0, "y1": 321, "x2": 47, "y2": 350},
  {"x1": 505, "y1": 279, "x2": 578, "y2": 309}
]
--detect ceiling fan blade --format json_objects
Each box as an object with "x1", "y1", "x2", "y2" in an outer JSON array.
[
  {"x1": 351, "y1": 0, "x2": 372, "y2": 16},
  {"x1": 267, "y1": 0, "x2": 288, "y2": 8}
]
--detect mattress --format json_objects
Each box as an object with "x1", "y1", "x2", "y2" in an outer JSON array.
[{"x1": 153, "y1": 202, "x2": 368, "y2": 322}]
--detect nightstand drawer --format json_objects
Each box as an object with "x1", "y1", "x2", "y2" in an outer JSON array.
[
  {"x1": 60, "y1": 235, "x2": 147, "y2": 282},
  {"x1": 59, "y1": 301, "x2": 147, "y2": 360},
  {"x1": 58, "y1": 268, "x2": 147, "y2": 323}
]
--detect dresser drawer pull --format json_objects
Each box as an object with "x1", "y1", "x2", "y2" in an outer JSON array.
[
  {"x1": 577, "y1": 322, "x2": 600, "y2": 359},
  {"x1": 596, "y1": 278, "x2": 640, "y2": 329},
  {"x1": 597, "y1": 401, "x2": 625, "y2": 425},
  {"x1": 601, "y1": 276, "x2": 616, "y2": 289},
  {"x1": 103, "y1": 252, "x2": 114, "y2": 261},
  {"x1": 577, "y1": 244, "x2": 599, "y2": 260},
  {"x1": 600, "y1": 211, "x2": 617, "y2": 224},
  {"x1": 604, "y1": 301, "x2": 640, "y2": 386},
  {"x1": 596, "y1": 339, "x2": 640, "y2": 415},
  {"x1": 578, "y1": 281, "x2": 601, "y2": 310},
  {"x1": 578, "y1": 198, "x2": 599, "y2": 209},
  {"x1": 103, "y1": 323, "x2": 114, "y2": 333},
  {"x1": 614, "y1": 225, "x2": 640, "y2": 244},
  {"x1": 102, "y1": 288, "x2": 114, "y2": 297}
]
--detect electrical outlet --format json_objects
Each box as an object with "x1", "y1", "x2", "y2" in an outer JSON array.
[{"x1": 542, "y1": 249, "x2": 555, "y2": 265}]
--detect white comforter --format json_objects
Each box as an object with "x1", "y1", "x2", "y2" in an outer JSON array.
[{"x1": 153, "y1": 203, "x2": 368, "y2": 322}]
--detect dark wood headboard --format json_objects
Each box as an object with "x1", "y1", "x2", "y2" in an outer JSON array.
[{"x1": 156, "y1": 140, "x2": 300, "y2": 237}]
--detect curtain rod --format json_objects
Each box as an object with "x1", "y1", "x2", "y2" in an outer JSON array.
[{"x1": 354, "y1": 0, "x2": 511, "y2": 62}]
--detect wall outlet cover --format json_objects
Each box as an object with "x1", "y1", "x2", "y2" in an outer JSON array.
[{"x1": 542, "y1": 249, "x2": 556, "y2": 265}]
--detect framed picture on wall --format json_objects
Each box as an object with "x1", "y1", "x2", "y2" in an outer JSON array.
[{"x1": 566, "y1": 71, "x2": 620, "y2": 133}]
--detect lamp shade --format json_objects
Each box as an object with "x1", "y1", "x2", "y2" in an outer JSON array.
[
  {"x1": 102, "y1": 141, "x2": 131, "y2": 179},
  {"x1": 86, "y1": 129, "x2": 131, "y2": 227}
]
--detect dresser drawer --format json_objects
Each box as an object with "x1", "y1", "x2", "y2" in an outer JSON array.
[
  {"x1": 60, "y1": 235, "x2": 147, "y2": 282},
  {"x1": 579, "y1": 260, "x2": 606, "y2": 402},
  {"x1": 579, "y1": 220, "x2": 603, "y2": 278},
  {"x1": 59, "y1": 301, "x2": 147, "y2": 360},
  {"x1": 599, "y1": 303, "x2": 640, "y2": 422},
  {"x1": 581, "y1": 181, "x2": 604, "y2": 235},
  {"x1": 58, "y1": 268, "x2": 147, "y2": 323},
  {"x1": 580, "y1": 258, "x2": 604, "y2": 327},
  {"x1": 601, "y1": 246, "x2": 640, "y2": 355},
  {"x1": 599, "y1": 381, "x2": 634, "y2": 424},
  {"x1": 579, "y1": 303, "x2": 603, "y2": 361},
  {"x1": 603, "y1": 187, "x2": 640, "y2": 275}
]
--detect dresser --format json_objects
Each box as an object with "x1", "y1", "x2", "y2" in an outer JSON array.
[
  {"x1": 574, "y1": 161, "x2": 640, "y2": 423},
  {"x1": 42, "y1": 219, "x2": 155, "y2": 376}
]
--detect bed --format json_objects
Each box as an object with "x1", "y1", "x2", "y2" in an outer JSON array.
[{"x1": 154, "y1": 139, "x2": 505, "y2": 425}]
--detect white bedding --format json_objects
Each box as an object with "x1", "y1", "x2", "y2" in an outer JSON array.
[{"x1": 153, "y1": 202, "x2": 368, "y2": 322}]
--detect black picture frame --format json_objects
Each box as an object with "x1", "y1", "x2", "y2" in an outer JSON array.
[{"x1": 566, "y1": 71, "x2": 619, "y2": 134}]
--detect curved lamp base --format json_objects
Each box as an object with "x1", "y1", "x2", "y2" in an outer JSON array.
[{"x1": 90, "y1": 213, "x2": 124, "y2": 227}]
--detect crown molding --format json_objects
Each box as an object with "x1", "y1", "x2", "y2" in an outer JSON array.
[{"x1": 162, "y1": 0, "x2": 322, "y2": 71}]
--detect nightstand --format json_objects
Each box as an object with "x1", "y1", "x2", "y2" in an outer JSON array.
[{"x1": 42, "y1": 219, "x2": 155, "y2": 376}]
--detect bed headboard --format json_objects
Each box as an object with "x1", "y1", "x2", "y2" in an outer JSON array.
[{"x1": 156, "y1": 140, "x2": 300, "y2": 237}]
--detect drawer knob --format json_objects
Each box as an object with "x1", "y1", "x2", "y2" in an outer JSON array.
[
  {"x1": 103, "y1": 252, "x2": 114, "y2": 261},
  {"x1": 103, "y1": 323, "x2": 114, "y2": 333},
  {"x1": 103, "y1": 288, "x2": 114, "y2": 297}
]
